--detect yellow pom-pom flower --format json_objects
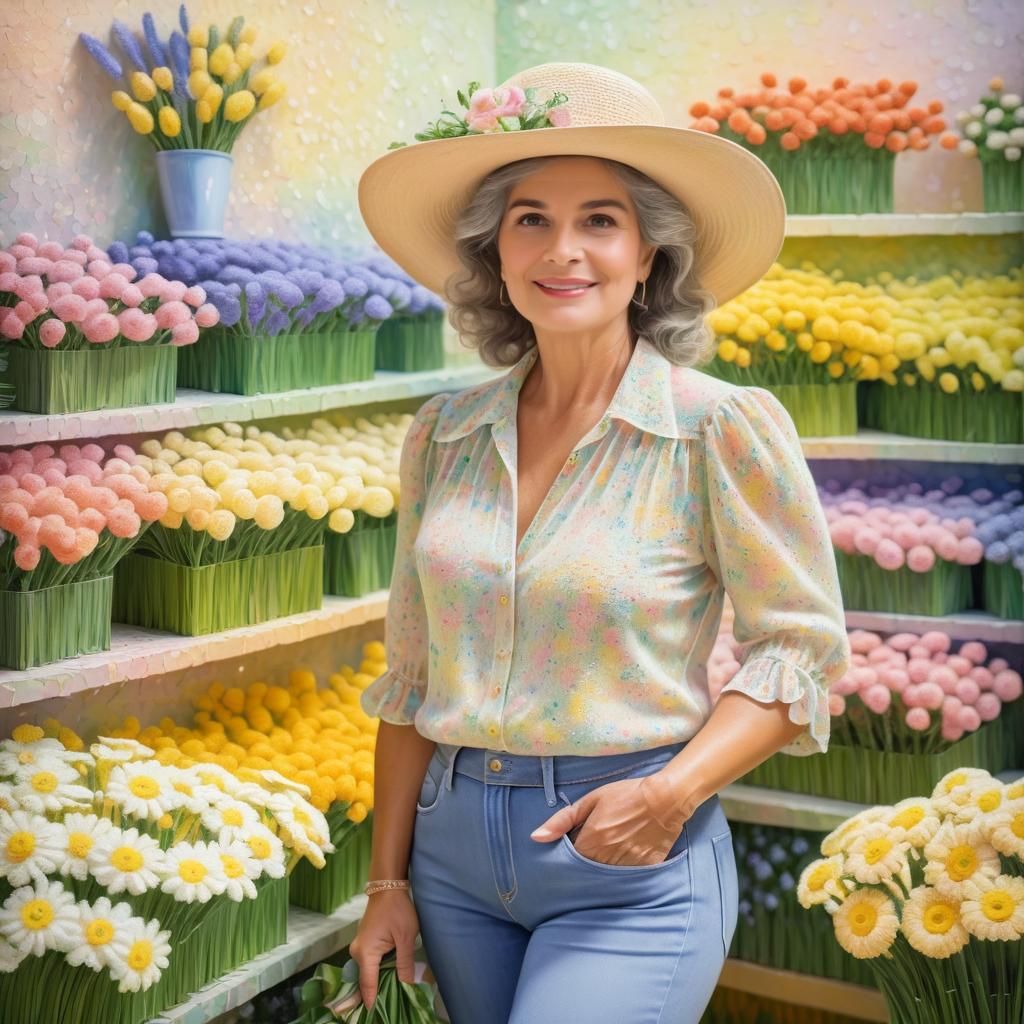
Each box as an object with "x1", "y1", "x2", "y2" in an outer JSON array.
[
  {"x1": 111, "y1": 90, "x2": 132, "y2": 111},
  {"x1": 224, "y1": 90, "x2": 256, "y2": 122},
  {"x1": 208, "y1": 43, "x2": 235, "y2": 77},
  {"x1": 222, "y1": 62, "x2": 243, "y2": 85},
  {"x1": 267, "y1": 41, "x2": 287, "y2": 64},
  {"x1": 151, "y1": 66, "x2": 174, "y2": 92},
  {"x1": 130, "y1": 71, "x2": 157, "y2": 102},
  {"x1": 190, "y1": 47, "x2": 208, "y2": 72},
  {"x1": 187, "y1": 25, "x2": 208, "y2": 47},
  {"x1": 158, "y1": 106, "x2": 182, "y2": 138},
  {"x1": 938, "y1": 372, "x2": 960, "y2": 394},
  {"x1": 126, "y1": 102, "x2": 154, "y2": 134},
  {"x1": 258, "y1": 81, "x2": 286, "y2": 111},
  {"x1": 206, "y1": 509, "x2": 236, "y2": 542},
  {"x1": 189, "y1": 70, "x2": 213, "y2": 99}
]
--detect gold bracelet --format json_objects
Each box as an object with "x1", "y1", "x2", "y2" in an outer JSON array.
[{"x1": 364, "y1": 879, "x2": 411, "y2": 896}]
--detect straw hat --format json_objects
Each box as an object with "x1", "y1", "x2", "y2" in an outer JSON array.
[{"x1": 358, "y1": 62, "x2": 786, "y2": 307}]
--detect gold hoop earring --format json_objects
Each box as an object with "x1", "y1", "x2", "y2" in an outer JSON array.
[
  {"x1": 631, "y1": 279, "x2": 648, "y2": 311},
  {"x1": 499, "y1": 281, "x2": 511, "y2": 307}
]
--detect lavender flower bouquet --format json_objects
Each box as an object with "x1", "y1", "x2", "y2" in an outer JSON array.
[{"x1": 108, "y1": 233, "x2": 443, "y2": 394}]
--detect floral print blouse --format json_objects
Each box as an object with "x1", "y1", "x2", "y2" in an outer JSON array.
[{"x1": 360, "y1": 335, "x2": 851, "y2": 756}]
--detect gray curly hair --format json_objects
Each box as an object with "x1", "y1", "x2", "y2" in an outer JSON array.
[{"x1": 443, "y1": 156, "x2": 717, "y2": 368}]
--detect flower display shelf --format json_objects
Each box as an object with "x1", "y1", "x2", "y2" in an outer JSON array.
[
  {"x1": 146, "y1": 898, "x2": 367, "y2": 1024},
  {"x1": 0, "y1": 363, "x2": 502, "y2": 446},
  {"x1": 784, "y1": 212, "x2": 1024, "y2": 237},
  {"x1": 717, "y1": 960, "x2": 889, "y2": 1022},
  {"x1": 0, "y1": 590, "x2": 389, "y2": 710}
]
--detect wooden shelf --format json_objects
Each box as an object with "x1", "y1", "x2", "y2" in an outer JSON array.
[
  {"x1": 801, "y1": 429, "x2": 1024, "y2": 466},
  {"x1": 0, "y1": 363, "x2": 502, "y2": 446},
  {"x1": 0, "y1": 591, "x2": 388, "y2": 710},
  {"x1": 786, "y1": 212, "x2": 1023, "y2": 237},
  {"x1": 149, "y1": 897, "x2": 367, "y2": 1024},
  {"x1": 718, "y1": 959, "x2": 889, "y2": 1021}
]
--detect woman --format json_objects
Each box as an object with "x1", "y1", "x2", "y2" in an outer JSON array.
[{"x1": 349, "y1": 62, "x2": 851, "y2": 1023}]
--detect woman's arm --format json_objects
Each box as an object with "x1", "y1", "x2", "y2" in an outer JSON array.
[
  {"x1": 349, "y1": 721, "x2": 436, "y2": 1010},
  {"x1": 638, "y1": 691, "x2": 804, "y2": 831},
  {"x1": 368, "y1": 721, "x2": 437, "y2": 880}
]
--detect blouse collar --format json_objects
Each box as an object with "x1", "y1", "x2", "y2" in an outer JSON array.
[{"x1": 433, "y1": 335, "x2": 682, "y2": 443}]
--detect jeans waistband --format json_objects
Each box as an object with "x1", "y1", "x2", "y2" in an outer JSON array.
[{"x1": 433, "y1": 740, "x2": 687, "y2": 808}]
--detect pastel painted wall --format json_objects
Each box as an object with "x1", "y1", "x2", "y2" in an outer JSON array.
[
  {"x1": 496, "y1": 0, "x2": 1024, "y2": 214},
  {"x1": 0, "y1": 0, "x2": 496, "y2": 246},
  {"x1": 0, "y1": 0, "x2": 1021, "y2": 250}
]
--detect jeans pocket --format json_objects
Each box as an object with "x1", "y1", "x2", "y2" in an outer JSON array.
[
  {"x1": 553, "y1": 756, "x2": 689, "y2": 874},
  {"x1": 712, "y1": 831, "x2": 738, "y2": 958},
  {"x1": 415, "y1": 750, "x2": 447, "y2": 815}
]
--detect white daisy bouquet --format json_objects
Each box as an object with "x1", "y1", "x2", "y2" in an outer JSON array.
[
  {"x1": 0, "y1": 722, "x2": 333, "y2": 1024},
  {"x1": 107, "y1": 649, "x2": 385, "y2": 916},
  {"x1": 797, "y1": 766, "x2": 1024, "y2": 1024},
  {"x1": 111, "y1": 416, "x2": 400, "y2": 634}
]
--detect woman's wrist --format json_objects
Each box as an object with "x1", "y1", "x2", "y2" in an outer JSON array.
[{"x1": 638, "y1": 764, "x2": 709, "y2": 830}]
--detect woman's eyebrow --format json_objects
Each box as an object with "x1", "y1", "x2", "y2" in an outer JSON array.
[{"x1": 507, "y1": 198, "x2": 629, "y2": 212}]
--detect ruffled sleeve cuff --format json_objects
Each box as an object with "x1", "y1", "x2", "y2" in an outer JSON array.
[
  {"x1": 718, "y1": 652, "x2": 831, "y2": 756},
  {"x1": 359, "y1": 668, "x2": 425, "y2": 726}
]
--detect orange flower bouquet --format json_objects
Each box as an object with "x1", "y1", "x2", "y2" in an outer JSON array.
[{"x1": 688, "y1": 74, "x2": 951, "y2": 214}]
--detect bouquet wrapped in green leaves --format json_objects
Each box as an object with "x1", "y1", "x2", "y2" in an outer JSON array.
[{"x1": 290, "y1": 950, "x2": 442, "y2": 1023}]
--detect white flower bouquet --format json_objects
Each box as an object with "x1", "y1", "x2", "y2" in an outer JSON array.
[
  {"x1": 798, "y1": 766, "x2": 1024, "y2": 1024},
  {"x1": 0, "y1": 722, "x2": 333, "y2": 1024}
]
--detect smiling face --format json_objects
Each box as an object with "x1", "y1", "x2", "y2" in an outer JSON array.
[{"x1": 496, "y1": 156, "x2": 656, "y2": 338}]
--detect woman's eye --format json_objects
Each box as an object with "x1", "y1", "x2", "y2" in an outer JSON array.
[{"x1": 515, "y1": 213, "x2": 616, "y2": 227}]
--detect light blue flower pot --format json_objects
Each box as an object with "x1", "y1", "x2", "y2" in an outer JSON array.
[{"x1": 155, "y1": 149, "x2": 234, "y2": 238}]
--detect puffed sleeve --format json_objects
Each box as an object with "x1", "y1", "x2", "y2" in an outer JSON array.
[
  {"x1": 701, "y1": 387, "x2": 851, "y2": 755},
  {"x1": 360, "y1": 391, "x2": 450, "y2": 725}
]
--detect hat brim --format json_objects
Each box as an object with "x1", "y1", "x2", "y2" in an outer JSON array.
[{"x1": 357, "y1": 125, "x2": 786, "y2": 307}]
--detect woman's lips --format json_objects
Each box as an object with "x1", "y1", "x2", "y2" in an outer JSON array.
[{"x1": 534, "y1": 281, "x2": 597, "y2": 298}]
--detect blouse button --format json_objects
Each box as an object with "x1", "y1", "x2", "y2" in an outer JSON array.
[
  {"x1": 487, "y1": 724, "x2": 498, "y2": 737},
  {"x1": 497, "y1": 649, "x2": 509, "y2": 660},
  {"x1": 499, "y1": 595, "x2": 509, "y2": 605},
  {"x1": 492, "y1": 686, "x2": 501, "y2": 697}
]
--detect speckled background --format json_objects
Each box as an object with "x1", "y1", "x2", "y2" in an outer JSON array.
[{"x1": 0, "y1": 0, "x2": 1021, "y2": 248}]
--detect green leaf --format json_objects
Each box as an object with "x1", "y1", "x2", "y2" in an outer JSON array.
[
  {"x1": 228, "y1": 16, "x2": 244, "y2": 48},
  {"x1": 456, "y1": 89, "x2": 467, "y2": 108},
  {"x1": 387, "y1": 140, "x2": 408, "y2": 149},
  {"x1": 524, "y1": 87, "x2": 537, "y2": 103},
  {"x1": 498, "y1": 115, "x2": 521, "y2": 132}
]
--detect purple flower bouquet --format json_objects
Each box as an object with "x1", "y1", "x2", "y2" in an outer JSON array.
[
  {"x1": 108, "y1": 233, "x2": 443, "y2": 395},
  {"x1": 821, "y1": 470, "x2": 1024, "y2": 619}
]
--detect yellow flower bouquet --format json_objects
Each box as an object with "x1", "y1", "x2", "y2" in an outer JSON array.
[
  {"x1": 798, "y1": 767, "x2": 1024, "y2": 1024},
  {"x1": 706, "y1": 261, "x2": 1024, "y2": 442},
  {"x1": 278, "y1": 412, "x2": 409, "y2": 598},
  {"x1": 108, "y1": 644, "x2": 384, "y2": 915},
  {"x1": 79, "y1": 8, "x2": 287, "y2": 237},
  {"x1": 0, "y1": 721, "x2": 332, "y2": 1024},
  {"x1": 110, "y1": 421, "x2": 351, "y2": 635}
]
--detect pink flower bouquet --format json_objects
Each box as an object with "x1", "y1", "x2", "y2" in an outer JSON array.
[
  {"x1": 0, "y1": 442, "x2": 168, "y2": 669},
  {"x1": 0, "y1": 232, "x2": 219, "y2": 413},
  {"x1": 712, "y1": 610, "x2": 1024, "y2": 805}
]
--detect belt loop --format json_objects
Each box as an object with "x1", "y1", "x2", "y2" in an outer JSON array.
[
  {"x1": 541, "y1": 755, "x2": 557, "y2": 807},
  {"x1": 443, "y1": 745, "x2": 462, "y2": 791}
]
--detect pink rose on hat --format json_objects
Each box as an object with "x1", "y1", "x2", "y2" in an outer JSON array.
[{"x1": 467, "y1": 85, "x2": 527, "y2": 132}]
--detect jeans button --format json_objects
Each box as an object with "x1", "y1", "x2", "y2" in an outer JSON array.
[{"x1": 489, "y1": 758, "x2": 502, "y2": 772}]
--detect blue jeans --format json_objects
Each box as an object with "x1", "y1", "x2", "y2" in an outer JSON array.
[{"x1": 408, "y1": 740, "x2": 738, "y2": 1024}]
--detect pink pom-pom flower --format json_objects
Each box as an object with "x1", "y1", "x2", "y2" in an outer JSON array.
[
  {"x1": 875, "y1": 538, "x2": 906, "y2": 570},
  {"x1": 39, "y1": 318, "x2": 66, "y2": 349},
  {"x1": 862, "y1": 684, "x2": 891, "y2": 714},
  {"x1": 154, "y1": 300, "x2": 192, "y2": 330},
  {"x1": 170, "y1": 319, "x2": 199, "y2": 346},
  {"x1": 83, "y1": 313, "x2": 120, "y2": 345},
  {"x1": 51, "y1": 294, "x2": 88, "y2": 323},
  {"x1": 905, "y1": 706, "x2": 931, "y2": 731},
  {"x1": 959, "y1": 641, "x2": 988, "y2": 665},
  {"x1": 87, "y1": 259, "x2": 113, "y2": 279},
  {"x1": 954, "y1": 536, "x2": 984, "y2": 565},
  {"x1": 98, "y1": 274, "x2": 127, "y2": 300},
  {"x1": 108, "y1": 263, "x2": 138, "y2": 282},
  {"x1": 117, "y1": 308, "x2": 157, "y2": 343},
  {"x1": 37, "y1": 242, "x2": 63, "y2": 260},
  {"x1": 13, "y1": 543, "x2": 41, "y2": 572},
  {"x1": 119, "y1": 283, "x2": 144, "y2": 307},
  {"x1": 194, "y1": 302, "x2": 219, "y2": 328},
  {"x1": 0, "y1": 312, "x2": 25, "y2": 340},
  {"x1": 183, "y1": 285, "x2": 207, "y2": 308},
  {"x1": 48, "y1": 259, "x2": 84, "y2": 283},
  {"x1": 975, "y1": 693, "x2": 1002, "y2": 721},
  {"x1": 992, "y1": 670, "x2": 1023, "y2": 703}
]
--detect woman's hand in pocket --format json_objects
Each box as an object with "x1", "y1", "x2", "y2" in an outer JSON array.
[
  {"x1": 529, "y1": 772, "x2": 688, "y2": 867},
  {"x1": 349, "y1": 889, "x2": 421, "y2": 1011}
]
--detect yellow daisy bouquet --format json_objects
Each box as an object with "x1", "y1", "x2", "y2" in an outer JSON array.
[
  {"x1": 798, "y1": 766, "x2": 1024, "y2": 1024},
  {"x1": 278, "y1": 412, "x2": 408, "y2": 597},
  {"x1": 111, "y1": 418, "x2": 399, "y2": 634},
  {"x1": 705, "y1": 261, "x2": 1024, "y2": 441},
  {"x1": 0, "y1": 721, "x2": 333, "y2": 1024},
  {"x1": 107, "y1": 642, "x2": 384, "y2": 915}
]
